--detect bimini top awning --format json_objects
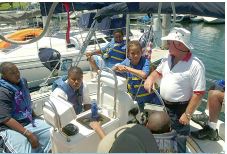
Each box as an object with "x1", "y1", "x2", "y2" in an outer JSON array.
[
  {"x1": 39, "y1": 2, "x2": 114, "y2": 15},
  {"x1": 39, "y1": 2, "x2": 225, "y2": 19}
]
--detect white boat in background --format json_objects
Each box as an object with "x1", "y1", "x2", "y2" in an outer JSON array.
[
  {"x1": 0, "y1": 28, "x2": 145, "y2": 90},
  {"x1": 190, "y1": 15, "x2": 204, "y2": 22},
  {"x1": 0, "y1": 30, "x2": 110, "y2": 89},
  {"x1": 203, "y1": 17, "x2": 225, "y2": 24},
  {"x1": 171, "y1": 14, "x2": 191, "y2": 23}
]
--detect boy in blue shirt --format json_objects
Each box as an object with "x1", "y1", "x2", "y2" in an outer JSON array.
[
  {"x1": 86, "y1": 29, "x2": 126, "y2": 72},
  {"x1": 113, "y1": 40, "x2": 160, "y2": 111}
]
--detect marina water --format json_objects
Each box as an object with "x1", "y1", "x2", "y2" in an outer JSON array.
[{"x1": 185, "y1": 22, "x2": 224, "y2": 121}]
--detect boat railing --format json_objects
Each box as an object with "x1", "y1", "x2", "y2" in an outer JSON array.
[
  {"x1": 131, "y1": 74, "x2": 167, "y2": 113},
  {"x1": 97, "y1": 67, "x2": 118, "y2": 118},
  {"x1": 39, "y1": 60, "x2": 61, "y2": 87}
]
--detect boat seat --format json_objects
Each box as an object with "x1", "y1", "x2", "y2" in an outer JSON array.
[{"x1": 43, "y1": 95, "x2": 77, "y2": 129}]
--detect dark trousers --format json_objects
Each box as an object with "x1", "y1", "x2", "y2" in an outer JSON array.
[{"x1": 165, "y1": 103, "x2": 190, "y2": 153}]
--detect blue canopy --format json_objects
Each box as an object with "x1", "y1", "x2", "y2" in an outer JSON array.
[
  {"x1": 39, "y1": 2, "x2": 113, "y2": 15},
  {"x1": 39, "y1": 2, "x2": 225, "y2": 19}
]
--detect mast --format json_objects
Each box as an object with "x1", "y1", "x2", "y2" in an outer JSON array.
[{"x1": 161, "y1": 14, "x2": 171, "y2": 49}]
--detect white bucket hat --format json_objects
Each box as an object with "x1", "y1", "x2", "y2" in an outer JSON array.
[{"x1": 161, "y1": 27, "x2": 194, "y2": 50}]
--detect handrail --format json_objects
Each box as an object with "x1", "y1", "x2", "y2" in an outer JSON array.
[
  {"x1": 44, "y1": 97, "x2": 71, "y2": 142},
  {"x1": 45, "y1": 99, "x2": 62, "y2": 129},
  {"x1": 97, "y1": 67, "x2": 118, "y2": 118}
]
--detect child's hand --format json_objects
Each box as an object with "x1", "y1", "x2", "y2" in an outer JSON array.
[
  {"x1": 89, "y1": 121, "x2": 101, "y2": 131},
  {"x1": 115, "y1": 65, "x2": 127, "y2": 72}
]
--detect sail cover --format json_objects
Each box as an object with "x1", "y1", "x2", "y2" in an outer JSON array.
[{"x1": 39, "y1": 2, "x2": 224, "y2": 19}]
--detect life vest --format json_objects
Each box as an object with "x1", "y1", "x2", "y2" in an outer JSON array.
[
  {"x1": 103, "y1": 39, "x2": 126, "y2": 65},
  {"x1": 126, "y1": 57, "x2": 154, "y2": 104},
  {"x1": 0, "y1": 78, "x2": 34, "y2": 126},
  {"x1": 153, "y1": 130, "x2": 178, "y2": 153},
  {"x1": 52, "y1": 76, "x2": 83, "y2": 114}
]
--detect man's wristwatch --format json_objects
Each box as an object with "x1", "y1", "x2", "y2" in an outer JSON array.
[{"x1": 185, "y1": 112, "x2": 192, "y2": 120}]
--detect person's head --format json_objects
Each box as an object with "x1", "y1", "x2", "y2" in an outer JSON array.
[
  {"x1": 0, "y1": 62, "x2": 20, "y2": 85},
  {"x1": 109, "y1": 125, "x2": 159, "y2": 153},
  {"x1": 128, "y1": 40, "x2": 143, "y2": 65},
  {"x1": 146, "y1": 111, "x2": 170, "y2": 134},
  {"x1": 113, "y1": 29, "x2": 124, "y2": 43},
  {"x1": 68, "y1": 66, "x2": 83, "y2": 90},
  {"x1": 161, "y1": 27, "x2": 193, "y2": 57}
]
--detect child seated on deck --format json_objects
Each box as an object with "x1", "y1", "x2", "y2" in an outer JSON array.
[{"x1": 112, "y1": 40, "x2": 160, "y2": 111}]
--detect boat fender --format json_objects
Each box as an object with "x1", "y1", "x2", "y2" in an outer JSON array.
[{"x1": 62, "y1": 123, "x2": 79, "y2": 136}]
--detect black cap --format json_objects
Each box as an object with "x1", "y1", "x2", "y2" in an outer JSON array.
[{"x1": 109, "y1": 124, "x2": 159, "y2": 153}]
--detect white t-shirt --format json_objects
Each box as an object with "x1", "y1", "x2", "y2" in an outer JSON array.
[
  {"x1": 156, "y1": 54, "x2": 206, "y2": 102},
  {"x1": 51, "y1": 80, "x2": 91, "y2": 105}
]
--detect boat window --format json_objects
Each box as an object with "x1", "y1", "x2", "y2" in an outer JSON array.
[
  {"x1": 105, "y1": 37, "x2": 112, "y2": 42},
  {"x1": 88, "y1": 38, "x2": 106, "y2": 45}
]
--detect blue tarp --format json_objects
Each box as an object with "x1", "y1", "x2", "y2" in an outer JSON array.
[
  {"x1": 39, "y1": 2, "x2": 113, "y2": 16},
  {"x1": 94, "y1": 2, "x2": 225, "y2": 20},
  {"x1": 39, "y1": 2, "x2": 225, "y2": 19},
  {"x1": 78, "y1": 12, "x2": 126, "y2": 35}
]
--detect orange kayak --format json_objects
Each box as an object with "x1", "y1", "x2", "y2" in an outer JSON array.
[{"x1": 0, "y1": 28, "x2": 43, "y2": 49}]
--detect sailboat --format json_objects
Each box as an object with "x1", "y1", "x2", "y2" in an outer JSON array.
[{"x1": 0, "y1": 2, "x2": 225, "y2": 153}]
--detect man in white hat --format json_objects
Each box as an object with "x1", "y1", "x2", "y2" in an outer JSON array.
[{"x1": 144, "y1": 27, "x2": 206, "y2": 152}]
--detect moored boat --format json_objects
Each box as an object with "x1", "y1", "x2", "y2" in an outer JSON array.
[
  {"x1": 203, "y1": 17, "x2": 225, "y2": 24},
  {"x1": 190, "y1": 15, "x2": 204, "y2": 22},
  {"x1": 0, "y1": 30, "x2": 109, "y2": 89}
]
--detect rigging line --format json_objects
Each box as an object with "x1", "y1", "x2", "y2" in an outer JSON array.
[
  {"x1": 0, "y1": 2, "x2": 58, "y2": 45},
  {"x1": 39, "y1": 59, "x2": 61, "y2": 88},
  {"x1": 93, "y1": 32, "x2": 102, "y2": 51}
]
